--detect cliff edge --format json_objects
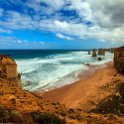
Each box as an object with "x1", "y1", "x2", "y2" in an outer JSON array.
[{"x1": 0, "y1": 54, "x2": 124, "y2": 124}]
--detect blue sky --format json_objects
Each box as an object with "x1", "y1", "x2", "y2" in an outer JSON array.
[{"x1": 0, "y1": 0, "x2": 124, "y2": 49}]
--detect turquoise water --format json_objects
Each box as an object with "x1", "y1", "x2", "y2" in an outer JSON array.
[{"x1": 0, "y1": 50, "x2": 114, "y2": 91}]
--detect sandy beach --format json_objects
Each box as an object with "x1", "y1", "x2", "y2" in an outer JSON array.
[{"x1": 40, "y1": 62, "x2": 120, "y2": 112}]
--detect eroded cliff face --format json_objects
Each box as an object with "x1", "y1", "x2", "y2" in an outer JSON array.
[
  {"x1": 0, "y1": 55, "x2": 21, "y2": 87},
  {"x1": 0, "y1": 55, "x2": 84, "y2": 124},
  {"x1": 0, "y1": 55, "x2": 124, "y2": 124},
  {"x1": 114, "y1": 46, "x2": 124, "y2": 73},
  {"x1": 98, "y1": 49, "x2": 105, "y2": 56},
  {"x1": 92, "y1": 49, "x2": 97, "y2": 57}
]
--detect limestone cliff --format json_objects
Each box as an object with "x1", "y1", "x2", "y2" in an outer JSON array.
[
  {"x1": 114, "y1": 46, "x2": 124, "y2": 73},
  {"x1": 98, "y1": 49, "x2": 105, "y2": 56},
  {"x1": 92, "y1": 49, "x2": 97, "y2": 57},
  {"x1": 0, "y1": 55, "x2": 21, "y2": 87},
  {"x1": 0, "y1": 55, "x2": 124, "y2": 124}
]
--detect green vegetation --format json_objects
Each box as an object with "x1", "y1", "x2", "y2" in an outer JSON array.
[
  {"x1": 32, "y1": 112, "x2": 66, "y2": 124},
  {"x1": 0, "y1": 105, "x2": 24, "y2": 123}
]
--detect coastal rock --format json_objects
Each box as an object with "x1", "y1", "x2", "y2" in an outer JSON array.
[
  {"x1": 92, "y1": 49, "x2": 97, "y2": 57},
  {"x1": 114, "y1": 46, "x2": 124, "y2": 73},
  {"x1": 0, "y1": 55, "x2": 21, "y2": 87},
  {"x1": 98, "y1": 49, "x2": 105, "y2": 56},
  {"x1": 110, "y1": 48, "x2": 116, "y2": 53},
  {"x1": 98, "y1": 57, "x2": 102, "y2": 61},
  {"x1": 88, "y1": 51, "x2": 91, "y2": 55}
]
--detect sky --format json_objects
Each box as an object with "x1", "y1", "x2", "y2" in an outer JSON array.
[{"x1": 0, "y1": 0, "x2": 124, "y2": 49}]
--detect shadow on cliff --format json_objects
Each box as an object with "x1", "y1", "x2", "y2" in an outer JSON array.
[{"x1": 91, "y1": 94, "x2": 120, "y2": 114}]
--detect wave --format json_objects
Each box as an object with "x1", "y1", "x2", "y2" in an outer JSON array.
[{"x1": 15, "y1": 51, "x2": 114, "y2": 91}]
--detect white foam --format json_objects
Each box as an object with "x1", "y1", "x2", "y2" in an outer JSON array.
[{"x1": 15, "y1": 51, "x2": 114, "y2": 91}]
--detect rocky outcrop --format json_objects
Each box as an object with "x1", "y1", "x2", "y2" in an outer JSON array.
[
  {"x1": 0, "y1": 55, "x2": 124, "y2": 123},
  {"x1": 98, "y1": 57, "x2": 102, "y2": 61},
  {"x1": 88, "y1": 51, "x2": 91, "y2": 55},
  {"x1": 114, "y1": 46, "x2": 124, "y2": 73},
  {"x1": 110, "y1": 48, "x2": 116, "y2": 53},
  {"x1": 98, "y1": 49, "x2": 105, "y2": 56},
  {"x1": 0, "y1": 55, "x2": 21, "y2": 87},
  {"x1": 92, "y1": 49, "x2": 97, "y2": 57}
]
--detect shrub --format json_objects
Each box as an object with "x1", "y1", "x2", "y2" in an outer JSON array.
[
  {"x1": 57, "y1": 110, "x2": 66, "y2": 117},
  {"x1": 9, "y1": 110, "x2": 24, "y2": 123},
  {"x1": 32, "y1": 112, "x2": 66, "y2": 124},
  {"x1": 0, "y1": 105, "x2": 24, "y2": 123},
  {"x1": 69, "y1": 114, "x2": 83, "y2": 121},
  {"x1": 0, "y1": 105, "x2": 10, "y2": 123},
  {"x1": 68, "y1": 108, "x2": 75, "y2": 114},
  {"x1": 117, "y1": 83, "x2": 124, "y2": 98}
]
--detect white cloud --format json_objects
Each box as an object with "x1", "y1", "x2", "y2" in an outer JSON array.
[
  {"x1": 0, "y1": 28, "x2": 12, "y2": 33},
  {"x1": 0, "y1": 0, "x2": 124, "y2": 47},
  {"x1": 56, "y1": 33, "x2": 73, "y2": 40},
  {"x1": 0, "y1": 8, "x2": 4, "y2": 17},
  {"x1": 42, "y1": 0, "x2": 65, "y2": 10},
  {"x1": 16, "y1": 40, "x2": 22, "y2": 44},
  {"x1": 54, "y1": 20, "x2": 69, "y2": 29}
]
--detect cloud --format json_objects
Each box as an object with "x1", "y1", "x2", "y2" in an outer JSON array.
[
  {"x1": 0, "y1": 0, "x2": 124, "y2": 47},
  {"x1": 0, "y1": 10, "x2": 35, "y2": 30},
  {"x1": 0, "y1": 8, "x2": 4, "y2": 17},
  {"x1": 0, "y1": 28, "x2": 12, "y2": 33},
  {"x1": 56, "y1": 33, "x2": 73, "y2": 40},
  {"x1": 86, "y1": 0, "x2": 124, "y2": 28},
  {"x1": 0, "y1": 36, "x2": 49, "y2": 49}
]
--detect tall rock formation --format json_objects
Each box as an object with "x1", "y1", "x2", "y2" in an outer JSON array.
[
  {"x1": 92, "y1": 49, "x2": 97, "y2": 57},
  {"x1": 114, "y1": 46, "x2": 124, "y2": 73},
  {"x1": 88, "y1": 51, "x2": 91, "y2": 55},
  {"x1": 98, "y1": 49, "x2": 105, "y2": 55},
  {"x1": 0, "y1": 55, "x2": 21, "y2": 87}
]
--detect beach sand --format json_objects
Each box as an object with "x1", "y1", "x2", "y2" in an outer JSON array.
[{"x1": 37, "y1": 62, "x2": 122, "y2": 112}]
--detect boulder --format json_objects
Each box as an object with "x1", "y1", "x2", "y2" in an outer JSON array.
[
  {"x1": 98, "y1": 57, "x2": 102, "y2": 61},
  {"x1": 98, "y1": 49, "x2": 105, "y2": 56},
  {"x1": 92, "y1": 49, "x2": 97, "y2": 57},
  {"x1": 114, "y1": 46, "x2": 124, "y2": 73}
]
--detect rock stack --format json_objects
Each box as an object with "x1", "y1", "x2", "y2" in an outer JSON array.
[
  {"x1": 114, "y1": 46, "x2": 124, "y2": 73},
  {"x1": 98, "y1": 49, "x2": 105, "y2": 55},
  {"x1": 0, "y1": 55, "x2": 21, "y2": 87},
  {"x1": 88, "y1": 51, "x2": 91, "y2": 55},
  {"x1": 92, "y1": 49, "x2": 97, "y2": 57}
]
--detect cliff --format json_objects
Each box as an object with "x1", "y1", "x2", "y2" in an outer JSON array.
[
  {"x1": 0, "y1": 55, "x2": 124, "y2": 124},
  {"x1": 114, "y1": 46, "x2": 124, "y2": 73},
  {"x1": 98, "y1": 49, "x2": 105, "y2": 55},
  {"x1": 92, "y1": 49, "x2": 97, "y2": 57},
  {"x1": 0, "y1": 55, "x2": 21, "y2": 87}
]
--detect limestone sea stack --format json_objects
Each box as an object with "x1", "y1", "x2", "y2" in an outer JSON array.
[
  {"x1": 88, "y1": 51, "x2": 91, "y2": 55},
  {"x1": 98, "y1": 49, "x2": 105, "y2": 56},
  {"x1": 114, "y1": 46, "x2": 124, "y2": 73},
  {"x1": 92, "y1": 49, "x2": 97, "y2": 57},
  {"x1": 0, "y1": 55, "x2": 21, "y2": 87}
]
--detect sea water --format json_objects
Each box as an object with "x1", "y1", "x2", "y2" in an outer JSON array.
[{"x1": 0, "y1": 50, "x2": 114, "y2": 91}]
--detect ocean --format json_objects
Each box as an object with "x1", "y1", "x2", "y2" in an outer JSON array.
[{"x1": 0, "y1": 50, "x2": 114, "y2": 91}]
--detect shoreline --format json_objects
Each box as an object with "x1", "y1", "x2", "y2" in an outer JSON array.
[
  {"x1": 34, "y1": 62, "x2": 107, "y2": 94},
  {"x1": 34, "y1": 61, "x2": 114, "y2": 110}
]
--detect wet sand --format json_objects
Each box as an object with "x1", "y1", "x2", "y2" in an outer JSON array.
[{"x1": 37, "y1": 62, "x2": 116, "y2": 111}]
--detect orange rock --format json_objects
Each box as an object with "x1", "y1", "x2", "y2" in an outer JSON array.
[
  {"x1": 0, "y1": 55, "x2": 21, "y2": 87},
  {"x1": 98, "y1": 49, "x2": 105, "y2": 56},
  {"x1": 114, "y1": 46, "x2": 124, "y2": 73},
  {"x1": 92, "y1": 49, "x2": 97, "y2": 57}
]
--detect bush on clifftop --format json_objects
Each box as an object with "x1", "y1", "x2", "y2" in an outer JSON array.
[{"x1": 32, "y1": 112, "x2": 66, "y2": 124}]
